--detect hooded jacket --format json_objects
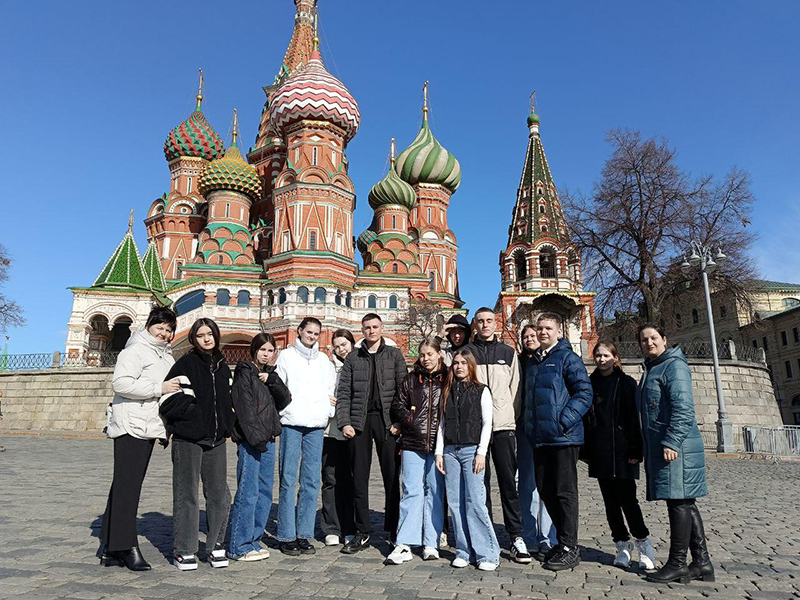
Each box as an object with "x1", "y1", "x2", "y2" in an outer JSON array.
[
  {"x1": 524, "y1": 337, "x2": 592, "y2": 447},
  {"x1": 463, "y1": 336, "x2": 520, "y2": 432},
  {"x1": 275, "y1": 339, "x2": 336, "y2": 429},
  {"x1": 107, "y1": 328, "x2": 174, "y2": 440},
  {"x1": 231, "y1": 361, "x2": 292, "y2": 452},
  {"x1": 637, "y1": 346, "x2": 707, "y2": 501},
  {"x1": 391, "y1": 363, "x2": 446, "y2": 454},
  {"x1": 159, "y1": 349, "x2": 233, "y2": 447}
]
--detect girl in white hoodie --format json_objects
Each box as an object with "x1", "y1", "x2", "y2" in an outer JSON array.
[
  {"x1": 100, "y1": 307, "x2": 180, "y2": 572},
  {"x1": 274, "y1": 317, "x2": 336, "y2": 556}
]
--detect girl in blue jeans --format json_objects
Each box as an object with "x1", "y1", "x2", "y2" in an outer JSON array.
[
  {"x1": 435, "y1": 349, "x2": 499, "y2": 571},
  {"x1": 386, "y1": 337, "x2": 446, "y2": 564},
  {"x1": 228, "y1": 333, "x2": 292, "y2": 561}
]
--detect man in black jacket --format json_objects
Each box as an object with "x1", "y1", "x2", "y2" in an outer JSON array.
[{"x1": 337, "y1": 313, "x2": 407, "y2": 554}]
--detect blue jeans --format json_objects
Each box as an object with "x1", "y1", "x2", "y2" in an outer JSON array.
[
  {"x1": 443, "y1": 445, "x2": 499, "y2": 565},
  {"x1": 277, "y1": 426, "x2": 324, "y2": 542},
  {"x1": 517, "y1": 424, "x2": 557, "y2": 549},
  {"x1": 396, "y1": 450, "x2": 444, "y2": 548},
  {"x1": 229, "y1": 440, "x2": 276, "y2": 557}
]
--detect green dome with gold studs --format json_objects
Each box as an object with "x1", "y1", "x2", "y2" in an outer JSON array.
[{"x1": 199, "y1": 110, "x2": 262, "y2": 201}]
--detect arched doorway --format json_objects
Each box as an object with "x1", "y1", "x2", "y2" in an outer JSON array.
[{"x1": 109, "y1": 316, "x2": 134, "y2": 351}]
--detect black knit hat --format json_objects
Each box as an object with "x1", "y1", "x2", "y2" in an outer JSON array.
[{"x1": 446, "y1": 314, "x2": 470, "y2": 331}]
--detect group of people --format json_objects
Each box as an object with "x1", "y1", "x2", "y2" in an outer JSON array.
[{"x1": 98, "y1": 304, "x2": 714, "y2": 585}]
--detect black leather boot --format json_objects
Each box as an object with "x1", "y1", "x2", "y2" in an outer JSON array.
[
  {"x1": 647, "y1": 500, "x2": 692, "y2": 584},
  {"x1": 687, "y1": 503, "x2": 715, "y2": 582},
  {"x1": 110, "y1": 546, "x2": 152, "y2": 571}
]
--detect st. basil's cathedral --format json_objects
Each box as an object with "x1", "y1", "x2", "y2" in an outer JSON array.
[{"x1": 65, "y1": 0, "x2": 598, "y2": 359}]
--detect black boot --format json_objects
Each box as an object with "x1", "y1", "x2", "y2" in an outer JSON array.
[
  {"x1": 687, "y1": 504, "x2": 715, "y2": 582},
  {"x1": 109, "y1": 546, "x2": 152, "y2": 571},
  {"x1": 647, "y1": 500, "x2": 692, "y2": 584}
]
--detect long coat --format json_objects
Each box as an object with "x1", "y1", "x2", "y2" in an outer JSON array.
[{"x1": 637, "y1": 346, "x2": 707, "y2": 501}]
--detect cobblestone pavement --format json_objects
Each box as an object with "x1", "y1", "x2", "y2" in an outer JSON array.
[{"x1": 0, "y1": 435, "x2": 798, "y2": 600}]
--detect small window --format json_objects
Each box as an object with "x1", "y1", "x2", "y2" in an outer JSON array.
[
  {"x1": 391, "y1": 215, "x2": 396, "y2": 229},
  {"x1": 540, "y1": 225, "x2": 548, "y2": 233},
  {"x1": 429, "y1": 272, "x2": 435, "y2": 291},
  {"x1": 297, "y1": 286, "x2": 309, "y2": 303},
  {"x1": 314, "y1": 287, "x2": 326, "y2": 304},
  {"x1": 237, "y1": 290, "x2": 250, "y2": 306},
  {"x1": 539, "y1": 204, "x2": 545, "y2": 213},
  {"x1": 335, "y1": 290, "x2": 342, "y2": 305},
  {"x1": 794, "y1": 327, "x2": 799, "y2": 343},
  {"x1": 786, "y1": 360, "x2": 793, "y2": 379},
  {"x1": 782, "y1": 331, "x2": 788, "y2": 346},
  {"x1": 309, "y1": 231, "x2": 317, "y2": 250},
  {"x1": 225, "y1": 203, "x2": 230, "y2": 217},
  {"x1": 216, "y1": 289, "x2": 230, "y2": 306},
  {"x1": 268, "y1": 290, "x2": 275, "y2": 305},
  {"x1": 279, "y1": 288, "x2": 287, "y2": 304},
  {"x1": 368, "y1": 295, "x2": 377, "y2": 309},
  {"x1": 427, "y1": 207, "x2": 432, "y2": 222},
  {"x1": 762, "y1": 336, "x2": 769, "y2": 351},
  {"x1": 346, "y1": 292, "x2": 352, "y2": 308},
  {"x1": 392, "y1": 263, "x2": 398, "y2": 274},
  {"x1": 312, "y1": 147, "x2": 318, "y2": 165},
  {"x1": 692, "y1": 309, "x2": 699, "y2": 324},
  {"x1": 187, "y1": 177, "x2": 192, "y2": 193},
  {"x1": 389, "y1": 294, "x2": 398, "y2": 309}
]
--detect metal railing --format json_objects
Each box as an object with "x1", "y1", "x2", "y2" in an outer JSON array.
[
  {"x1": 699, "y1": 425, "x2": 744, "y2": 451},
  {"x1": 615, "y1": 340, "x2": 762, "y2": 363},
  {"x1": 742, "y1": 425, "x2": 800, "y2": 457}
]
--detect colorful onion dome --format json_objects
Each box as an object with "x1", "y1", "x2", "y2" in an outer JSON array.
[
  {"x1": 357, "y1": 228, "x2": 378, "y2": 253},
  {"x1": 269, "y1": 48, "x2": 360, "y2": 142},
  {"x1": 527, "y1": 110, "x2": 540, "y2": 126},
  {"x1": 164, "y1": 75, "x2": 225, "y2": 162},
  {"x1": 395, "y1": 84, "x2": 461, "y2": 193},
  {"x1": 368, "y1": 139, "x2": 416, "y2": 210},
  {"x1": 199, "y1": 111, "x2": 263, "y2": 201}
]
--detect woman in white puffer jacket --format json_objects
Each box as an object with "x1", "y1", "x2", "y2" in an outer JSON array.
[{"x1": 100, "y1": 307, "x2": 180, "y2": 572}]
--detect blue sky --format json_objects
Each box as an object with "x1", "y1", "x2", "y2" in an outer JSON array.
[{"x1": 1, "y1": 0, "x2": 798, "y2": 353}]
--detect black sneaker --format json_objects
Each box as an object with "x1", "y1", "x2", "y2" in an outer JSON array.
[
  {"x1": 341, "y1": 533, "x2": 370, "y2": 554},
  {"x1": 543, "y1": 545, "x2": 581, "y2": 571},
  {"x1": 510, "y1": 537, "x2": 532, "y2": 564},
  {"x1": 296, "y1": 539, "x2": 316, "y2": 555},
  {"x1": 534, "y1": 545, "x2": 557, "y2": 563},
  {"x1": 279, "y1": 541, "x2": 301, "y2": 556}
]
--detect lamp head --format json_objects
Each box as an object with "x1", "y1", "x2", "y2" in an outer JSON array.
[
  {"x1": 688, "y1": 248, "x2": 701, "y2": 267},
  {"x1": 714, "y1": 248, "x2": 727, "y2": 263},
  {"x1": 705, "y1": 257, "x2": 717, "y2": 273},
  {"x1": 680, "y1": 257, "x2": 692, "y2": 275}
]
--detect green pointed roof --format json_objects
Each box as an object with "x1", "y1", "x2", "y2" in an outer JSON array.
[
  {"x1": 142, "y1": 242, "x2": 167, "y2": 292},
  {"x1": 93, "y1": 219, "x2": 150, "y2": 291}
]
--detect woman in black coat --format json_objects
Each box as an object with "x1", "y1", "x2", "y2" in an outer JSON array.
[{"x1": 585, "y1": 341, "x2": 655, "y2": 571}]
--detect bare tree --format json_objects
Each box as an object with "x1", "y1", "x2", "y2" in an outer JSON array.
[
  {"x1": 498, "y1": 303, "x2": 536, "y2": 351},
  {"x1": 562, "y1": 129, "x2": 756, "y2": 323},
  {"x1": 0, "y1": 245, "x2": 25, "y2": 331},
  {"x1": 398, "y1": 300, "x2": 444, "y2": 353}
]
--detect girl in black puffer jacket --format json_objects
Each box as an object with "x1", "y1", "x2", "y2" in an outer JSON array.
[
  {"x1": 585, "y1": 341, "x2": 654, "y2": 572},
  {"x1": 386, "y1": 337, "x2": 446, "y2": 564},
  {"x1": 228, "y1": 333, "x2": 292, "y2": 561}
]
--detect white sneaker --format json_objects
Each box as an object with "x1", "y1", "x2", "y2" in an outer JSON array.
[
  {"x1": 510, "y1": 536, "x2": 532, "y2": 564},
  {"x1": 258, "y1": 547, "x2": 270, "y2": 559},
  {"x1": 451, "y1": 557, "x2": 469, "y2": 568},
  {"x1": 208, "y1": 546, "x2": 229, "y2": 568},
  {"x1": 229, "y1": 550, "x2": 264, "y2": 562},
  {"x1": 325, "y1": 534, "x2": 341, "y2": 546},
  {"x1": 477, "y1": 561, "x2": 498, "y2": 571},
  {"x1": 384, "y1": 544, "x2": 413, "y2": 565},
  {"x1": 439, "y1": 532, "x2": 448, "y2": 548},
  {"x1": 422, "y1": 546, "x2": 439, "y2": 561},
  {"x1": 635, "y1": 537, "x2": 656, "y2": 570},
  {"x1": 174, "y1": 553, "x2": 198, "y2": 571},
  {"x1": 613, "y1": 541, "x2": 633, "y2": 568}
]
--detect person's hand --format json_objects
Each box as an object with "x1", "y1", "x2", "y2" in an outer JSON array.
[
  {"x1": 390, "y1": 423, "x2": 401, "y2": 436},
  {"x1": 258, "y1": 372, "x2": 269, "y2": 383},
  {"x1": 329, "y1": 395, "x2": 337, "y2": 407},
  {"x1": 342, "y1": 425, "x2": 356, "y2": 439},
  {"x1": 473, "y1": 454, "x2": 486, "y2": 474},
  {"x1": 435, "y1": 455, "x2": 446, "y2": 475},
  {"x1": 628, "y1": 458, "x2": 640, "y2": 464},
  {"x1": 161, "y1": 378, "x2": 181, "y2": 394},
  {"x1": 158, "y1": 437, "x2": 170, "y2": 449},
  {"x1": 663, "y1": 447, "x2": 678, "y2": 462}
]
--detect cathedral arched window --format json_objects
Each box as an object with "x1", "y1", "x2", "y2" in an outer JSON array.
[
  {"x1": 175, "y1": 290, "x2": 205, "y2": 316},
  {"x1": 514, "y1": 252, "x2": 527, "y2": 282},
  {"x1": 368, "y1": 295, "x2": 377, "y2": 309},
  {"x1": 278, "y1": 288, "x2": 287, "y2": 304},
  {"x1": 297, "y1": 286, "x2": 309, "y2": 303},
  {"x1": 392, "y1": 263, "x2": 398, "y2": 274},
  {"x1": 314, "y1": 287, "x2": 326, "y2": 304},
  {"x1": 216, "y1": 289, "x2": 230, "y2": 306},
  {"x1": 429, "y1": 272, "x2": 436, "y2": 291},
  {"x1": 346, "y1": 292, "x2": 352, "y2": 308},
  {"x1": 309, "y1": 231, "x2": 317, "y2": 250},
  {"x1": 335, "y1": 290, "x2": 342, "y2": 305},
  {"x1": 540, "y1": 224, "x2": 548, "y2": 233},
  {"x1": 539, "y1": 249, "x2": 556, "y2": 278},
  {"x1": 539, "y1": 204, "x2": 545, "y2": 213},
  {"x1": 389, "y1": 295, "x2": 398, "y2": 309},
  {"x1": 237, "y1": 290, "x2": 250, "y2": 306},
  {"x1": 312, "y1": 147, "x2": 318, "y2": 166},
  {"x1": 268, "y1": 290, "x2": 275, "y2": 305}
]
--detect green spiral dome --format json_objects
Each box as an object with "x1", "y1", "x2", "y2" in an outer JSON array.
[
  {"x1": 199, "y1": 143, "x2": 263, "y2": 201},
  {"x1": 368, "y1": 166, "x2": 417, "y2": 210},
  {"x1": 395, "y1": 117, "x2": 461, "y2": 193}
]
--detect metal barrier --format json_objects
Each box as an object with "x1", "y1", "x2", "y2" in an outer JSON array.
[
  {"x1": 699, "y1": 426, "x2": 744, "y2": 452},
  {"x1": 743, "y1": 426, "x2": 800, "y2": 457},
  {"x1": 615, "y1": 340, "x2": 762, "y2": 364},
  {"x1": 0, "y1": 353, "x2": 58, "y2": 371}
]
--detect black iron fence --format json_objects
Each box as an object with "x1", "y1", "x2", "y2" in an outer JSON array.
[{"x1": 615, "y1": 340, "x2": 763, "y2": 364}]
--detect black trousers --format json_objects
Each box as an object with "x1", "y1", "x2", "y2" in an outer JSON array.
[
  {"x1": 597, "y1": 478, "x2": 649, "y2": 542},
  {"x1": 321, "y1": 437, "x2": 355, "y2": 538},
  {"x1": 349, "y1": 413, "x2": 400, "y2": 536},
  {"x1": 483, "y1": 430, "x2": 523, "y2": 538},
  {"x1": 100, "y1": 435, "x2": 155, "y2": 552},
  {"x1": 533, "y1": 445, "x2": 580, "y2": 548}
]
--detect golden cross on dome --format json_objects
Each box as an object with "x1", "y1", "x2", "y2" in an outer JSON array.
[
  {"x1": 232, "y1": 108, "x2": 239, "y2": 145},
  {"x1": 313, "y1": 9, "x2": 320, "y2": 52},
  {"x1": 127, "y1": 210, "x2": 134, "y2": 233},
  {"x1": 530, "y1": 91, "x2": 537, "y2": 113},
  {"x1": 423, "y1": 81, "x2": 429, "y2": 118},
  {"x1": 196, "y1": 68, "x2": 204, "y2": 110},
  {"x1": 390, "y1": 137, "x2": 396, "y2": 165}
]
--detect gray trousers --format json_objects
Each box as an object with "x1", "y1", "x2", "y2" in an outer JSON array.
[{"x1": 172, "y1": 439, "x2": 231, "y2": 556}]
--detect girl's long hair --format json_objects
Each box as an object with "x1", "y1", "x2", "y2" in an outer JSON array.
[
  {"x1": 441, "y1": 348, "x2": 480, "y2": 415},
  {"x1": 593, "y1": 340, "x2": 623, "y2": 371}
]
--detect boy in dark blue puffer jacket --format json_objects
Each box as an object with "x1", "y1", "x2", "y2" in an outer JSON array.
[{"x1": 524, "y1": 312, "x2": 592, "y2": 571}]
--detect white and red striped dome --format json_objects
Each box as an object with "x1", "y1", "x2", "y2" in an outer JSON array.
[{"x1": 269, "y1": 50, "x2": 360, "y2": 143}]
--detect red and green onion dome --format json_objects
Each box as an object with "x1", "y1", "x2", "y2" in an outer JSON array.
[
  {"x1": 395, "y1": 115, "x2": 461, "y2": 193},
  {"x1": 527, "y1": 110, "x2": 540, "y2": 127},
  {"x1": 357, "y1": 229, "x2": 378, "y2": 253},
  {"x1": 368, "y1": 166, "x2": 416, "y2": 211},
  {"x1": 198, "y1": 142, "x2": 263, "y2": 202},
  {"x1": 269, "y1": 50, "x2": 360, "y2": 143},
  {"x1": 164, "y1": 104, "x2": 225, "y2": 162}
]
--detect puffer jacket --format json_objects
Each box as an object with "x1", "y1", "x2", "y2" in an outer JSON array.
[
  {"x1": 391, "y1": 364, "x2": 445, "y2": 454},
  {"x1": 637, "y1": 346, "x2": 707, "y2": 501},
  {"x1": 336, "y1": 338, "x2": 408, "y2": 433},
  {"x1": 275, "y1": 339, "x2": 336, "y2": 429},
  {"x1": 231, "y1": 361, "x2": 292, "y2": 452},
  {"x1": 585, "y1": 367, "x2": 642, "y2": 479},
  {"x1": 524, "y1": 338, "x2": 592, "y2": 447},
  {"x1": 325, "y1": 354, "x2": 347, "y2": 441},
  {"x1": 463, "y1": 336, "x2": 520, "y2": 432},
  {"x1": 159, "y1": 349, "x2": 233, "y2": 448},
  {"x1": 107, "y1": 328, "x2": 174, "y2": 440}
]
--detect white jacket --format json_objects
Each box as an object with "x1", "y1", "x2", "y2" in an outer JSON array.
[
  {"x1": 276, "y1": 339, "x2": 336, "y2": 429},
  {"x1": 106, "y1": 328, "x2": 174, "y2": 440}
]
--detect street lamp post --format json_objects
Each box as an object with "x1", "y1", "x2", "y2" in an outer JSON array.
[{"x1": 681, "y1": 242, "x2": 735, "y2": 453}]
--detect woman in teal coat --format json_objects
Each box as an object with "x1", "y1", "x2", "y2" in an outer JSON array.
[{"x1": 637, "y1": 324, "x2": 714, "y2": 585}]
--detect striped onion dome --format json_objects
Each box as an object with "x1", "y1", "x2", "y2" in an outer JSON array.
[
  {"x1": 357, "y1": 229, "x2": 378, "y2": 253},
  {"x1": 269, "y1": 49, "x2": 360, "y2": 143},
  {"x1": 199, "y1": 142, "x2": 263, "y2": 202},
  {"x1": 395, "y1": 113, "x2": 461, "y2": 193},
  {"x1": 164, "y1": 100, "x2": 225, "y2": 163},
  {"x1": 368, "y1": 165, "x2": 416, "y2": 211}
]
